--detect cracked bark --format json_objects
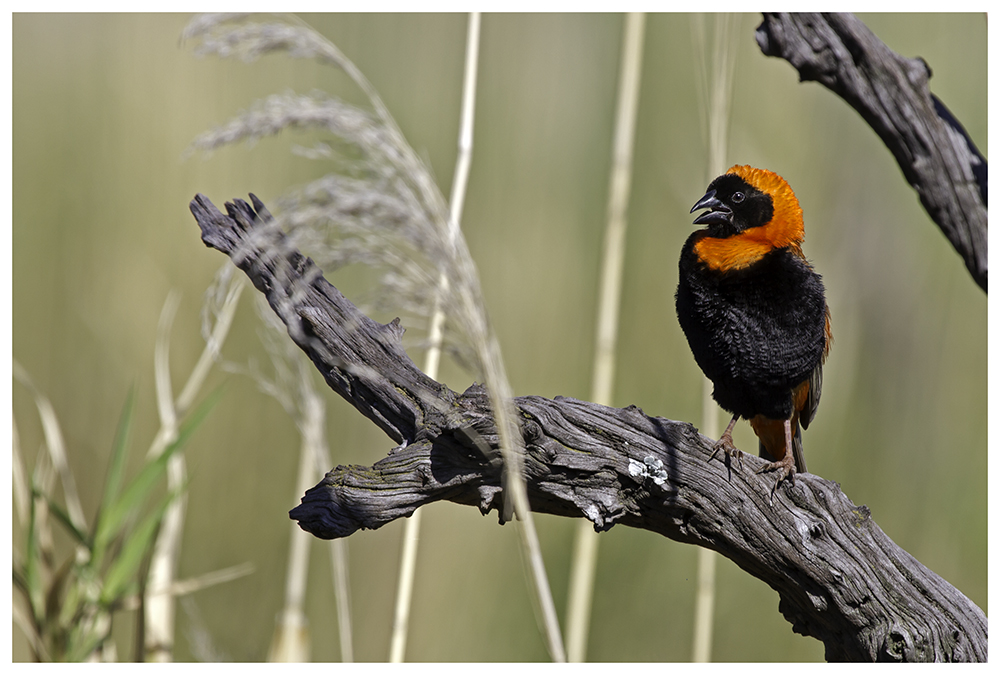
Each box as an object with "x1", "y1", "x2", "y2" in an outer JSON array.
[
  {"x1": 190, "y1": 193, "x2": 986, "y2": 662},
  {"x1": 755, "y1": 12, "x2": 987, "y2": 292}
]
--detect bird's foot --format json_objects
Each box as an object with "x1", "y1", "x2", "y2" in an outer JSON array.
[
  {"x1": 708, "y1": 429, "x2": 744, "y2": 472},
  {"x1": 756, "y1": 454, "x2": 796, "y2": 498}
]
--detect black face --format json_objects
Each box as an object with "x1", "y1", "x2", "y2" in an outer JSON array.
[{"x1": 690, "y1": 174, "x2": 775, "y2": 236}]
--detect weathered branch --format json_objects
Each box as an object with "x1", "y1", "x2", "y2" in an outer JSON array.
[
  {"x1": 191, "y1": 194, "x2": 986, "y2": 662},
  {"x1": 755, "y1": 12, "x2": 987, "y2": 292}
]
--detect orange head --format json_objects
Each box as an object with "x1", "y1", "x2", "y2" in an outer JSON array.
[{"x1": 689, "y1": 165, "x2": 805, "y2": 271}]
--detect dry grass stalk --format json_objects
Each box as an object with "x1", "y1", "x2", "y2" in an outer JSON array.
[
  {"x1": 689, "y1": 12, "x2": 742, "y2": 663},
  {"x1": 240, "y1": 291, "x2": 354, "y2": 663},
  {"x1": 564, "y1": 12, "x2": 646, "y2": 663},
  {"x1": 389, "y1": 11, "x2": 482, "y2": 664},
  {"x1": 144, "y1": 277, "x2": 244, "y2": 661},
  {"x1": 13, "y1": 361, "x2": 87, "y2": 534},
  {"x1": 184, "y1": 12, "x2": 567, "y2": 661}
]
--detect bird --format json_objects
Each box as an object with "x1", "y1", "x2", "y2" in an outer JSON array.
[{"x1": 675, "y1": 165, "x2": 831, "y2": 490}]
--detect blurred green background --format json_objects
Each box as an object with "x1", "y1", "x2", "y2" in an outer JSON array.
[{"x1": 12, "y1": 13, "x2": 986, "y2": 662}]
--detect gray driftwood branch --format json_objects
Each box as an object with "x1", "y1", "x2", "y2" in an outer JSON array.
[
  {"x1": 755, "y1": 12, "x2": 987, "y2": 292},
  {"x1": 190, "y1": 193, "x2": 986, "y2": 662}
]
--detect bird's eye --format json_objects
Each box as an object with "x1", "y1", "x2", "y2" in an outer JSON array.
[{"x1": 732, "y1": 192, "x2": 745, "y2": 204}]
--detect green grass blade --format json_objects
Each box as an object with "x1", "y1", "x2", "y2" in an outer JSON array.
[
  {"x1": 100, "y1": 485, "x2": 183, "y2": 606},
  {"x1": 66, "y1": 617, "x2": 111, "y2": 663},
  {"x1": 44, "y1": 494, "x2": 90, "y2": 548},
  {"x1": 96, "y1": 388, "x2": 136, "y2": 535},
  {"x1": 22, "y1": 487, "x2": 46, "y2": 622},
  {"x1": 92, "y1": 388, "x2": 220, "y2": 561},
  {"x1": 169, "y1": 383, "x2": 224, "y2": 455}
]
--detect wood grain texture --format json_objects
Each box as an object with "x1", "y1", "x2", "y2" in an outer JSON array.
[
  {"x1": 755, "y1": 12, "x2": 987, "y2": 292},
  {"x1": 190, "y1": 192, "x2": 986, "y2": 661}
]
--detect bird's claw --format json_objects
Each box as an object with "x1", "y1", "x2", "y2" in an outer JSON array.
[
  {"x1": 756, "y1": 455, "x2": 796, "y2": 500},
  {"x1": 708, "y1": 433, "x2": 744, "y2": 472}
]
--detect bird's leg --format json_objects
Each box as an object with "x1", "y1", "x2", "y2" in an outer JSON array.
[
  {"x1": 756, "y1": 418, "x2": 797, "y2": 493},
  {"x1": 708, "y1": 414, "x2": 743, "y2": 470}
]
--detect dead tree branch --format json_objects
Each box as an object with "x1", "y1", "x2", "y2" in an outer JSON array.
[
  {"x1": 190, "y1": 193, "x2": 986, "y2": 662},
  {"x1": 755, "y1": 12, "x2": 987, "y2": 292}
]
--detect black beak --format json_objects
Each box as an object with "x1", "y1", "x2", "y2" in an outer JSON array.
[{"x1": 690, "y1": 189, "x2": 732, "y2": 226}]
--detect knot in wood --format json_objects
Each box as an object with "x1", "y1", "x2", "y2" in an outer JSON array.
[
  {"x1": 807, "y1": 520, "x2": 826, "y2": 540},
  {"x1": 522, "y1": 418, "x2": 542, "y2": 444}
]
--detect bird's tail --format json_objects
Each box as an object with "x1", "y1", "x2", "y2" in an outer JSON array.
[{"x1": 791, "y1": 422, "x2": 806, "y2": 473}]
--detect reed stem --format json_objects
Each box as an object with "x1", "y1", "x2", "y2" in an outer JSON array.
[{"x1": 565, "y1": 12, "x2": 646, "y2": 663}]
